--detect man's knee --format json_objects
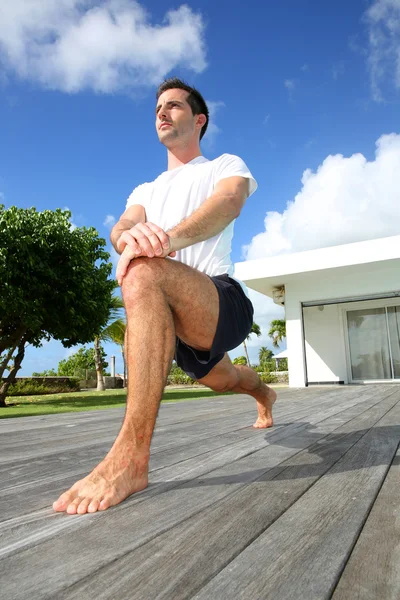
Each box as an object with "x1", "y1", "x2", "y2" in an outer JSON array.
[
  {"x1": 201, "y1": 369, "x2": 239, "y2": 393},
  {"x1": 122, "y1": 257, "x2": 165, "y2": 303}
]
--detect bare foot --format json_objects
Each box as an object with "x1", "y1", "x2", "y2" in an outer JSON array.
[
  {"x1": 253, "y1": 385, "x2": 277, "y2": 429},
  {"x1": 53, "y1": 446, "x2": 149, "y2": 515}
]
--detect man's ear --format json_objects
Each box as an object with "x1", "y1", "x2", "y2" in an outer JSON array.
[{"x1": 196, "y1": 114, "x2": 207, "y2": 129}]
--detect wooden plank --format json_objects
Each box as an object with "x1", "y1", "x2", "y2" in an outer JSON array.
[
  {"x1": 0, "y1": 386, "x2": 364, "y2": 493},
  {"x1": 0, "y1": 388, "x2": 395, "y2": 599},
  {"x1": 332, "y1": 445, "x2": 400, "y2": 600},
  {"x1": 51, "y1": 388, "x2": 400, "y2": 600},
  {"x1": 0, "y1": 384, "x2": 378, "y2": 525},
  {"x1": 0, "y1": 387, "x2": 385, "y2": 526},
  {"x1": 192, "y1": 390, "x2": 400, "y2": 600},
  {"x1": 0, "y1": 385, "x2": 373, "y2": 467}
]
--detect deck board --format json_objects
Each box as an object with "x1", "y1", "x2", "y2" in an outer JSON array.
[
  {"x1": 1, "y1": 385, "x2": 399, "y2": 599},
  {"x1": 332, "y1": 448, "x2": 400, "y2": 600}
]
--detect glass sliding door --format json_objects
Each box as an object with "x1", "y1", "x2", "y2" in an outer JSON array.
[
  {"x1": 388, "y1": 306, "x2": 400, "y2": 379},
  {"x1": 347, "y1": 304, "x2": 400, "y2": 381},
  {"x1": 347, "y1": 308, "x2": 391, "y2": 380}
]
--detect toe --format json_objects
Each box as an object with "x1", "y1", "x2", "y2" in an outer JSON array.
[
  {"x1": 53, "y1": 491, "x2": 74, "y2": 512},
  {"x1": 88, "y1": 498, "x2": 101, "y2": 513},
  {"x1": 99, "y1": 497, "x2": 112, "y2": 511},
  {"x1": 66, "y1": 497, "x2": 82, "y2": 515},
  {"x1": 77, "y1": 497, "x2": 91, "y2": 515}
]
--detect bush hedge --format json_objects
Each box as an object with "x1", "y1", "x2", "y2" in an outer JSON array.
[
  {"x1": 167, "y1": 366, "x2": 198, "y2": 386},
  {"x1": 5, "y1": 377, "x2": 80, "y2": 396},
  {"x1": 259, "y1": 372, "x2": 279, "y2": 384}
]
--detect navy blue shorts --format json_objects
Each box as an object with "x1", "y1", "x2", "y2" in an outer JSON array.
[{"x1": 175, "y1": 274, "x2": 254, "y2": 380}]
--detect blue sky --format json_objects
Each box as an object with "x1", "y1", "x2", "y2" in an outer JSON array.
[{"x1": 1, "y1": 0, "x2": 399, "y2": 375}]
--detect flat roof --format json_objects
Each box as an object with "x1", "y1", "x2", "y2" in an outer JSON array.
[{"x1": 234, "y1": 234, "x2": 400, "y2": 296}]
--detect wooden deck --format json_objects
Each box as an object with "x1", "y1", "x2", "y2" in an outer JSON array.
[{"x1": 1, "y1": 385, "x2": 400, "y2": 599}]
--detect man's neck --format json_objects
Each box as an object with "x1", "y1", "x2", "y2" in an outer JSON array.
[{"x1": 167, "y1": 145, "x2": 202, "y2": 171}]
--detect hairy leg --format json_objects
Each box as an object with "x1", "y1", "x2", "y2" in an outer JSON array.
[
  {"x1": 53, "y1": 257, "x2": 220, "y2": 514},
  {"x1": 198, "y1": 354, "x2": 277, "y2": 428}
]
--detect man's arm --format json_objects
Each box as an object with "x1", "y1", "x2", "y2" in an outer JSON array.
[
  {"x1": 167, "y1": 176, "x2": 249, "y2": 252},
  {"x1": 110, "y1": 204, "x2": 146, "y2": 253},
  {"x1": 115, "y1": 176, "x2": 249, "y2": 285},
  {"x1": 111, "y1": 204, "x2": 174, "y2": 258}
]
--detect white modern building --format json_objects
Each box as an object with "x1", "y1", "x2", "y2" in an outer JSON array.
[{"x1": 235, "y1": 235, "x2": 400, "y2": 387}]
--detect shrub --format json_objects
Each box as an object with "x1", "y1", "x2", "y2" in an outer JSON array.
[
  {"x1": 259, "y1": 372, "x2": 279, "y2": 384},
  {"x1": 167, "y1": 365, "x2": 198, "y2": 385},
  {"x1": 5, "y1": 377, "x2": 80, "y2": 396},
  {"x1": 261, "y1": 359, "x2": 277, "y2": 372},
  {"x1": 233, "y1": 356, "x2": 247, "y2": 365},
  {"x1": 277, "y1": 358, "x2": 288, "y2": 371}
]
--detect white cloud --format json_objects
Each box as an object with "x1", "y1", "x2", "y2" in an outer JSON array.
[
  {"x1": 284, "y1": 79, "x2": 295, "y2": 91},
  {"x1": 0, "y1": 1, "x2": 207, "y2": 94},
  {"x1": 284, "y1": 79, "x2": 295, "y2": 101},
  {"x1": 331, "y1": 61, "x2": 345, "y2": 80},
  {"x1": 263, "y1": 114, "x2": 270, "y2": 125},
  {"x1": 104, "y1": 214, "x2": 116, "y2": 228},
  {"x1": 364, "y1": 0, "x2": 400, "y2": 101},
  {"x1": 204, "y1": 100, "x2": 225, "y2": 146},
  {"x1": 63, "y1": 205, "x2": 77, "y2": 230},
  {"x1": 300, "y1": 64, "x2": 309, "y2": 72},
  {"x1": 244, "y1": 133, "x2": 400, "y2": 260},
  {"x1": 304, "y1": 138, "x2": 316, "y2": 150}
]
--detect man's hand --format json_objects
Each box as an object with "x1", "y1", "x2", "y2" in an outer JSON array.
[
  {"x1": 116, "y1": 222, "x2": 174, "y2": 258},
  {"x1": 116, "y1": 228, "x2": 176, "y2": 286}
]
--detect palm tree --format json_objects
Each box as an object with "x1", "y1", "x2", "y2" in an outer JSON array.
[
  {"x1": 259, "y1": 346, "x2": 273, "y2": 366},
  {"x1": 94, "y1": 294, "x2": 125, "y2": 391},
  {"x1": 107, "y1": 319, "x2": 127, "y2": 387},
  {"x1": 268, "y1": 319, "x2": 286, "y2": 349},
  {"x1": 243, "y1": 322, "x2": 261, "y2": 366}
]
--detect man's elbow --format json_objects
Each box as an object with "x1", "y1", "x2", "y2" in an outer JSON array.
[{"x1": 230, "y1": 196, "x2": 245, "y2": 219}]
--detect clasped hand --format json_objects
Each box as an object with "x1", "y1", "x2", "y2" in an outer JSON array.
[{"x1": 116, "y1": 222, "x2": 176, "y2": 286}]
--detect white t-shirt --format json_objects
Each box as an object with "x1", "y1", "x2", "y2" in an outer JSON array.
[{"x1": 125, "y1": 153, "x2": 257, "y2": 294}]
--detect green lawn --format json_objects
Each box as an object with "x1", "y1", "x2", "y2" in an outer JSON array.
[{"x1": 0, "y1": 387, "x2": 234, "y2": 419}]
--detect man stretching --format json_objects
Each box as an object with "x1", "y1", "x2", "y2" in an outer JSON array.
[{"x1": 53, "y1": 78, "x2": 276, "y2": 515}]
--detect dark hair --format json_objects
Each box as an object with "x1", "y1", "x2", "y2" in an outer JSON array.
[{"x1": 156, "y1": 77, "x2": 209, "y2": 140}]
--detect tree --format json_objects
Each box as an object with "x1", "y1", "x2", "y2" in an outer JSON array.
[
  {"x1": 259, "y1": 346, "x2": 273, "y2": 367},
  {"x1": 0, "y1": 205, "x2": 114, "y2": 406},
  {"x1": 104, "y1": 316, "x2": 127, "y2": 387},
  {"x1": 58, "y1": 346, "x2": 108, "y2": 378},
  {"x1": 268, "y1": 319, "x2": 286, "y2": 348},
  {"x1": 233, "y1": 356, "x2": 247, "y2": 366},
  {"x1": 32, "y1": 369, "x2": 57, "y2": 376},
  {"x1": 242, "y1": 322, "x2": 261, "y2": 366},
  {"x1": 94, "y1": 294, "x2": 125, "y2": 391}
]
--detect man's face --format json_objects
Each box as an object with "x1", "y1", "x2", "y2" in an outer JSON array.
[{"x1": 155, "y1": 88, "x2": 200, "y2": 146}]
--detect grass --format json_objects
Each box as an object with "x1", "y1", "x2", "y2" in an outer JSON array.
[{"x1": 0, "y1": 387, "x2": 235, "y2": 419}]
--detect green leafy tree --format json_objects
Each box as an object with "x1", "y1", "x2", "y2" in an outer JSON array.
[
  {"x1": 32, "y1": 369, "x2": 57, "y2": 376},
  {"x1": 233, "y1": 356, "x2": 247, "y2": 366},
  {"x1": 268, "y1": 319, "x2": 286, "y2": 348},
  {"x1": 58, "y1": 346, "x2": 108, "y2": 378},
  {"x1": 258, "y1": 346, "x2": 274, "y2": 367},
  {"x1": 103, "y1": 313, "x2": 126, "y2": 387},
  {"x1": 242, "y1": 322, "x2": 261, "y2": 366},
  {"x1": 94, "y1": 294, "x2": 125, "y2": 390},
  {"x1": 0, "y1": 205, "x2": 114, "y2": 406},
  {"x1": 277, "y1": 357, "x2": 288, "y2": 371}
]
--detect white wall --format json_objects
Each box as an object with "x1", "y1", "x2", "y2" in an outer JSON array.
[
  {"x1": 303, "y1": 305, "x2": 346, "y2": 384},
  {"x1": 284, "y1": 294, "x2": 306, "y2": 387}
]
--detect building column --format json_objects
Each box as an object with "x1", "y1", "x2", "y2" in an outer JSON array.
[{"x1": 285, "y1": 293, "x2": 307, "y2": 387}]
